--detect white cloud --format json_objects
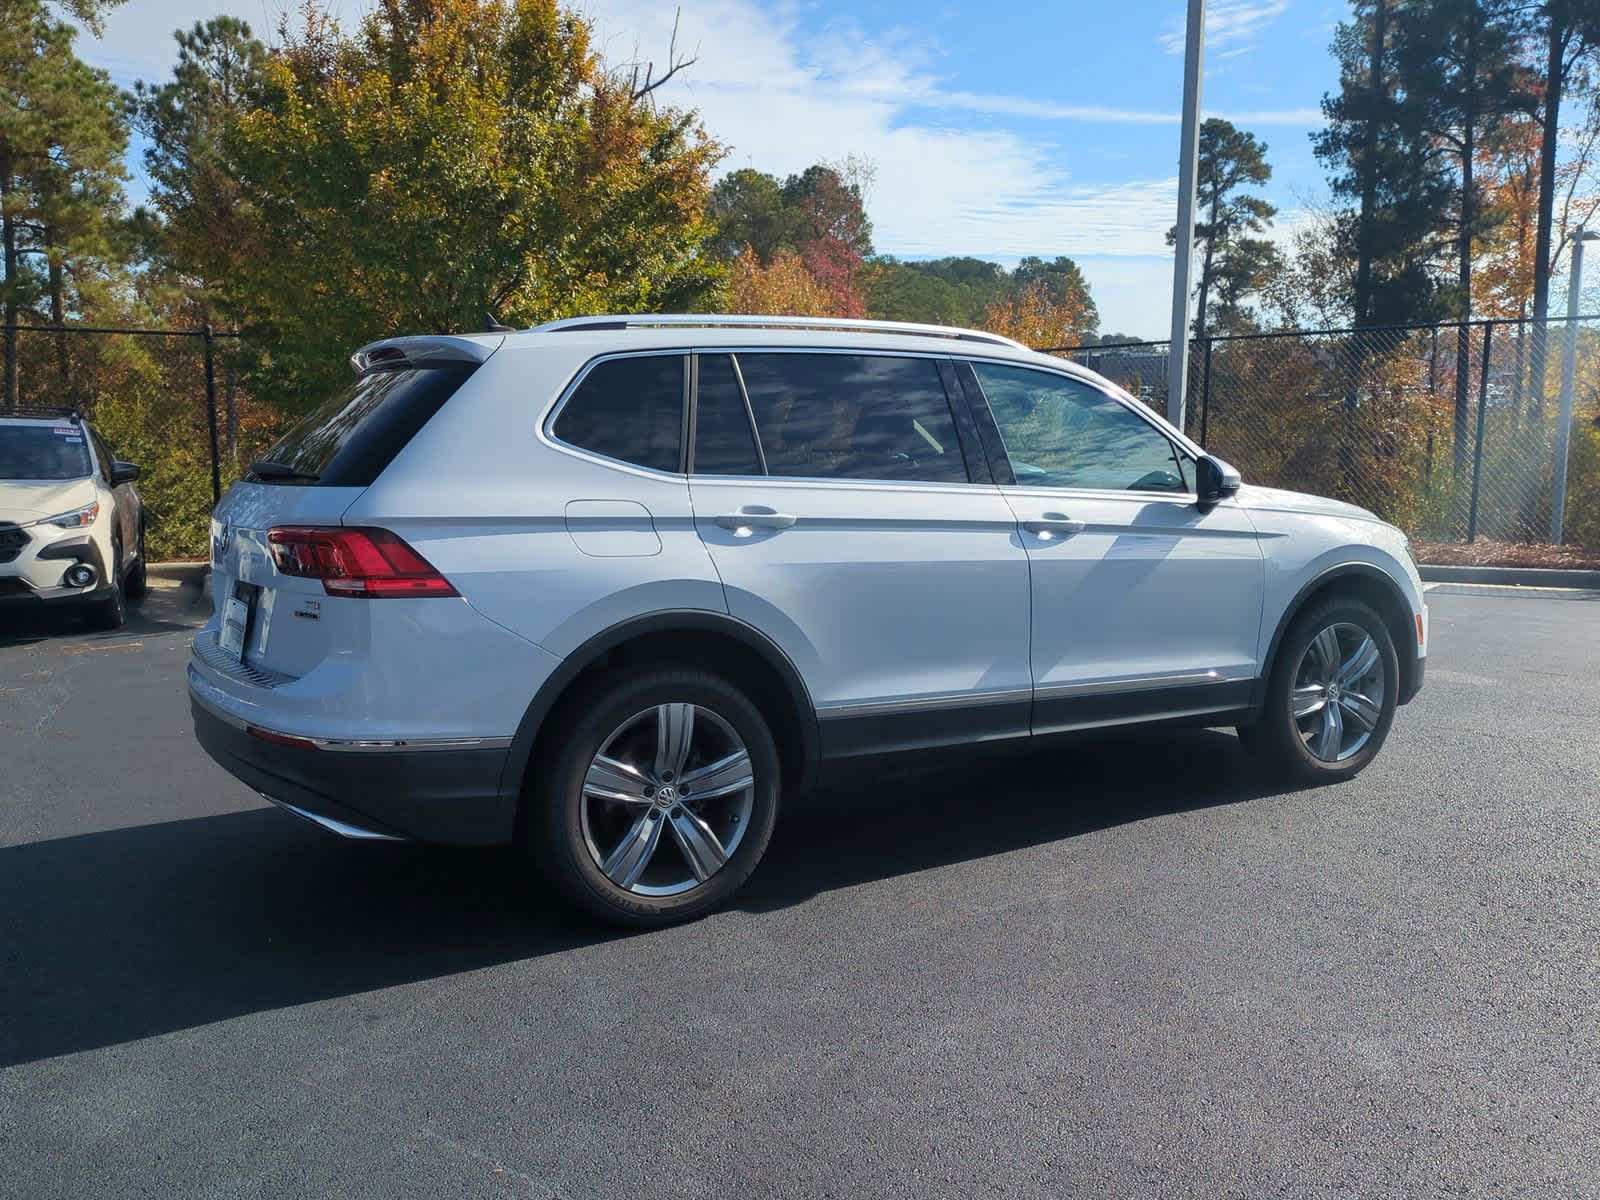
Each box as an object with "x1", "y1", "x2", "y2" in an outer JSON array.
[
  {"x1": 1158, "y1": 0, "x2": 1292, "y2": 57},
  {"x1": 78, "y1": 0, "x2": 1318, "y2": 336}
]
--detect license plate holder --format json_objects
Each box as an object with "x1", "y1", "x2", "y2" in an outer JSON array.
[{"x1": 219, "y1": 583, "x2": 258, "y2": 661}]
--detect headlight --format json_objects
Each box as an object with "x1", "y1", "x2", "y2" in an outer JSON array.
[{"x1": 35, "y1": 502, "x2": 100, "y2": 529}]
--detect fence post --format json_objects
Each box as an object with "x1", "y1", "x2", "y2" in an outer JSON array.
[
  {"x1": 202, "y1": 323, "x2": 221, "y2": 505},
  {"x1": 1198, "y1": 336, "x2": 1213, "y2": 448},
  {"x1": 1466, "y1": 322, "x2": 1492, "y2": 543}
]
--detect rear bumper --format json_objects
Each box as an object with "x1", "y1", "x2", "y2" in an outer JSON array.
[{"x1": 189, "y1": 693, "x2": 519, "y2": 844}]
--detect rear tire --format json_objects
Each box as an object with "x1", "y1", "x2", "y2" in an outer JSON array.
[
  {"x1": 125, "y1": 522, "x2": 148, "y2": 600},
  {"x1": 89, "y1": 540, "x2": 126, "y2": 631},
  {"x1": 1238, "y1": 597, "x2": 1398, "y2": 784},
  {"x1": 527, "y1": 668, "x2": 782, "y2": 929}
]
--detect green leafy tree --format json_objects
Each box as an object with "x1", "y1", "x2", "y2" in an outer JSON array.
[
  {"x1": 708, "y1": 168, "x2": 793, "y2": 262},
  {"x1": 1013, "y1": 256, "x2": 1100, "y2": 335},
  {"x1": 1168, "y1": 119, "x2": 1280, "y2": 337},
  {"x1": 1, "y1": 2, "x2": 128, "y2": 408},
  {"x1": 1315, "y1": 1, "x2": 1455, "y2": 328},
  {"x1": 131, "y1": 17, "x2": 269, "y2": 322},
  {"x1": 1526, "y1": 0, "x2": 1600, "y2": 419},
  {"x1": 205, "y1": 0, "x2": 723, "y2": 409},
  {"x1": 1394, "y1": 0, "x2": 1532, "y2": 475}
]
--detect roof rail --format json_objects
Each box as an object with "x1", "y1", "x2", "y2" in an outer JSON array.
[
  {"x1": 3, "y1": 405, "x2": 82, "y2": 423},
  {"x1": 527, "y1": 313, "x2": 1030, "y2": 351}
]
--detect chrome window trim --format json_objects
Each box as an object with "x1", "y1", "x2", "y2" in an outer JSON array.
[
  {"x1": 539, "y1": 349, "x2": 693, "y2": 482},
  {"x1": 961, "y1": 354, "x2": 1207, "y2": 484}
]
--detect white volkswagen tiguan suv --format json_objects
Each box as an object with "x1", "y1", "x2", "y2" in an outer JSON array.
[{"x1": 189, "y1": 315, "x2": 1427, "y2": 927}]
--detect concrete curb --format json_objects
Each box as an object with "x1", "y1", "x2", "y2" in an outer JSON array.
[{"x1": 1420, "y1": 564, "x2": 1600, "y2": 589}]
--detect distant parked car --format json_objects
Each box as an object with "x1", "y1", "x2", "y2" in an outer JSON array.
[
  {"x1": 188, "y1": 315, "x2": 1427, "y2": 928},
  {"x1": 0, "y1": 409, "x2": 146, "y2": 629}
]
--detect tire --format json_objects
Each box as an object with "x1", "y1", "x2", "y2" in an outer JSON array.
[
  {"x1": 1238, "y1": 596, "x2": 1398, "y2": 784},
  {"x1": 89, "y1": 540, "x2": 126, "y2": 631},
  {"x1": 529, "y1": 668, "x2": 782, "y2": 929},
  {"x1": 125, "y1": 522, "x2": 148, "y2": 600}
]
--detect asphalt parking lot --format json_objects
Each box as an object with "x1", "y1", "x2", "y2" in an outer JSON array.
[{"x1": 2, "y1": 579, "x2": 1598, "y2": 1198}]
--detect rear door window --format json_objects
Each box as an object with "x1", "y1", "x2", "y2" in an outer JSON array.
[
  {"x1": 735, "y1": 353, "x2": 970, "y2": 484},
  {"x1": 692, "y1": 354, "x2": 763, "y2": 476},
  {"x1": 256, "y1": 364, "x2": 476, "y2": 486},
  {"x1": 553, "y1": 355, "x2": 685, "y2": 473}
]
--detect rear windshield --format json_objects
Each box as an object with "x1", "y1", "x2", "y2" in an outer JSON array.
[
  {"x1": 253, "y1": 365, "x2": 475, "y2": 486},
  {"x1": 0, "y1": 424, "x2": 94, "y2": 481}
]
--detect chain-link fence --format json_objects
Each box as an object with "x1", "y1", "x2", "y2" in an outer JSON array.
[
  {"x1": 7, "y1": 316, "x2": 1600, "y2": 560},
  {"x1": 1056, "y1": 315, "x2": 1600, "y2": 548},
  {"x1": 4, "y1": 324, "x2": 276, "y2": 560}
]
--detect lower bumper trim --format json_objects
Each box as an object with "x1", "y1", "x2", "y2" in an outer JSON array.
[
  {"x1": 260, "y1": 792, "x2": 405, "y2": 841},
  {"x1": 191, "y1": 694, "x2": 519, "y2": 844}
]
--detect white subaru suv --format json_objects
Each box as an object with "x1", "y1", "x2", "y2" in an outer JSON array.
[
  {"x1": 188, "y1": 315, "x2": 1427, "y2": 927},
  {"x1": 1, "y1": 409, "x2": 147, "y2": 629}
]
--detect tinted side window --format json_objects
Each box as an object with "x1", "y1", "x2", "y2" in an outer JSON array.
[
  {"x1": 736, "y1": 353, "x2": 968, "y2": 483},
  {"x1": 693, "y1": 354, "x2": 762, "y2": 475},
  {"x1": 971, "y1": 362, "x2": 1189, "y2": 493},
  {"x1": 554, "y1": 355, "x2": 684, "y2": 473},
  {"x1": 258, "y1": 364, "x2": 476, "y2": 486}
]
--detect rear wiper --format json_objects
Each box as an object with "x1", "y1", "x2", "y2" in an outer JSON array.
[{"x1": 248, "y1": 460, "x2": 320, "y2": 482}]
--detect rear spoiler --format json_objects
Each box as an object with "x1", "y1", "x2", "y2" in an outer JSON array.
[{"x1": 349, "y1": 335, "x2": 503, "y2": 374}]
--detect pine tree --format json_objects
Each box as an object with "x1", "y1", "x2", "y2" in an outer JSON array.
[
  {"x1": 1168, "y1": 119, "x2": 1280, "y2": 337},
  {"x1": 0, "y1": 2, "x2": 129, "y2": 408}
]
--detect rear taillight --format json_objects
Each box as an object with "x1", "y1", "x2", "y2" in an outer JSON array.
[{"x1": 265, "y1": 526, "x2": 459, "y2": 598}]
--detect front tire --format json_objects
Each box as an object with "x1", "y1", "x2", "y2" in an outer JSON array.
[
  {"x1": 529, "y1": 668, "x2": 782, "y2": 928},
  {"x1": 89, "y1": 540, "x2": 126, "y2": 631},
  {"x1": 1238, "y1": 597, "x2": 1398, "y2": 784},
  {"x1": 125, "y1": 522, "x2": 148, "y2": 600}
]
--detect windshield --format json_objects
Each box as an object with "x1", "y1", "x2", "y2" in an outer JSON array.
[{"x1": 0, "y1": 424, "x2": 94, "y2": 481}]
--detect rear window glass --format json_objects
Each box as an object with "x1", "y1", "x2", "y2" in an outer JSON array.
[
  {"x1": 554, "y1": 355, "x2": 684, "y2": 473},
  {"x1": 254, "y1": 365, "x2": 475, "y2": 486},
  {"x1": 0, "y1": 425, "x2": 94, "y2": 481}
]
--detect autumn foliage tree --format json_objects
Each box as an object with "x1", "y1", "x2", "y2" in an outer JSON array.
[
  {"x1": 725, "y1": 245, "x2": 833, "y2": 316},
  {"x1": 205, "y1": 0, "x2": 724, "y2": 408},
  {"x1": 979, "y1": 279, "x2": 1096, "y2": 349}
]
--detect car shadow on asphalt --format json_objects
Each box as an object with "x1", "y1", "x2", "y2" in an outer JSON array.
[
  {"x1": 2, "y1": 729, "x2": 1278, "y2": 1068},
  {"x1": 0, "y1": 593, "x2": 199, "y2": 648}
]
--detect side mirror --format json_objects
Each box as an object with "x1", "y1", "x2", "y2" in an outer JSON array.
[
  {"x1": 111, "y1": 461, "x2": 142, "y2": 485},
  {"x1": 1195, "y1": 454, "x2": 1240, "y2": 510}
]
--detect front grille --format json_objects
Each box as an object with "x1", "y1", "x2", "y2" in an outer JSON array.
[
  {"x1": 190, "y1": 629, "x2": 299, "y2": 689},
  {"x1": 0, "y1": 523, "x2": 28, "y2": 565}
]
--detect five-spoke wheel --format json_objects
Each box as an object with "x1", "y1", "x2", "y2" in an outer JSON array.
[
  {"x1": 581, "y1": 704, "x2": 755, "y2": 896},
  {"x1": 1238, "y1": 597, "x2": 1398, "y2": 782},
  {"x1": 533, "y1": 669, "x2": 781, "y2": 928}
]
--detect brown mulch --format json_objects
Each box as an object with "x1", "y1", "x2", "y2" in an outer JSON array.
[{"x1": 1414, "y1": 539, "x2": 1600, "y2": 571}]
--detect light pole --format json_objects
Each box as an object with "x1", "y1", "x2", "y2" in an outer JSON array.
[
  {"x1": 1550, "y1": 228, "x2": 1598, "y2": 544},
  {"x1": 1166, "y1": 0, "x2": 1206, "y2": 430}
]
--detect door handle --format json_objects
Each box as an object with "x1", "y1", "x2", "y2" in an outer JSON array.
[
  {"x1": 1022, "y1": 513, "x2": 1085, "y2": 540},
  {"x1": 714, "y1": 507, "x2": 797, "y2": 533}
]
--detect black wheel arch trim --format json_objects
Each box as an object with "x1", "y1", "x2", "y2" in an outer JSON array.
[
  {"x1": 1255, "y1": 561, "x2": 1421, "y2": 709},
  {"x1": 498, "y1": 609, "x2": 822, "y2": 804}
]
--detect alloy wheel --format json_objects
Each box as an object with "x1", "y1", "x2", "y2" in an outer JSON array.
[
  {"x1": 579, "y1": 704, "x2": 755, "y2": 897},
  {"x1": 1292, "y1": 622, "x2": 1385, "y2": 763}
]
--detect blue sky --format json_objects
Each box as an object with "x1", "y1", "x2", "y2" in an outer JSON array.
[{"x1": 77, "y1": 0, "x2": 1351, "y2": 336}]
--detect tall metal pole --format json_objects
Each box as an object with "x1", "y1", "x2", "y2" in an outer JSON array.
[
  {"x1": 1550, "y1": 230, "x2": 1594, "y2": 544},
  {"x1": 1167, "y1": 0, "x2": 1207, "y2": 431},
  {"x1": 202, "y1": 323, "x2": 221, "y2": 506}
]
